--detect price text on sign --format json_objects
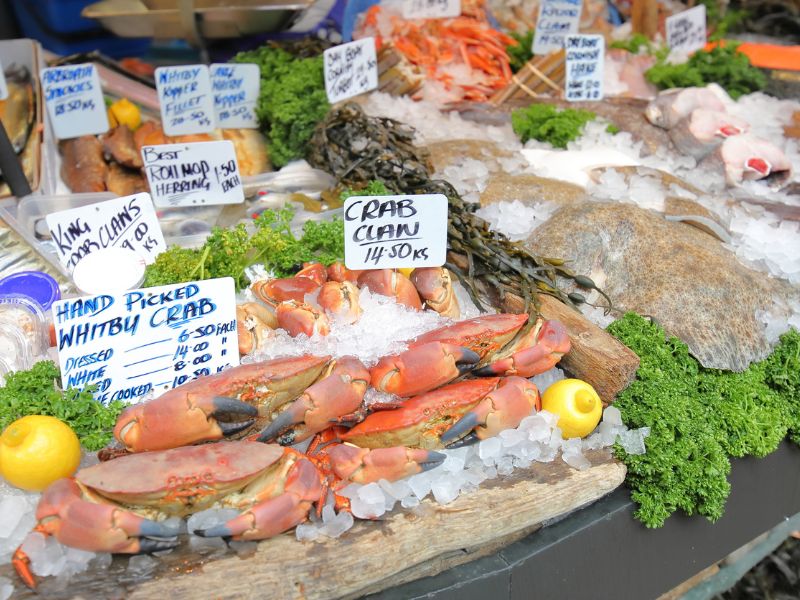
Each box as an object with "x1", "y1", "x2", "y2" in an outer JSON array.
[
  {"x1": 532, "y1": 0, "x2": 582, "y2": 55},
  {"x1": 666, "y1": 4, "x2": 707, "y2": 54},
  {"x1": 403, "y1": 0, "x2": 461, "y2": 19},
  {"x1": 323, "y1": 38, "x2": 379, "y2": 104},
  {"x1": 52, "y1": 277, "x2": 238, "y2": 405},
  {"x1": 40, "y1": 64, "x2": 108, "y2": 140},
  {"x1": 343, "y1": 193, "x2": 448, "y2": 270},
  {"x1": 0, "y1": 61, "x2": 7, "y2": 101},
  {"x1": 155, "y1": 65, "x2": 215, "y2": 136},
  {"x1": 210, "y1": 63, "x2": 260, "y2": 129},
  {"x1": 565, "y1": 35, "x2": 604, "y2": 102},
  {"x1": 141, "y1": 141, "x2": 244, "y2": 208},
  {"x1": 45, "y1": 193, "x2": 167, "y2": 272}
]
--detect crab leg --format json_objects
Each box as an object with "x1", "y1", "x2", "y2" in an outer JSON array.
[
  {"x1": 370, "y1": 341, "x2": 480, "y2": 397},
  {"x1": 441, "y1": 377, "x2": 540, "y2": 447},
  {"x1": 324, "y1": 443, "x2": 446, "y2": 485},
  {"x1": 195, "y1": 455, "x2": 323, "y2": 541},
  {"x1": 14, "y1": 479, "x2": 180, "y2": 589},
  {"x1": 114, "y1": 355, "x2": 331, "y2": 452},
  {"x1": 257, "y1": 357, "x2": 370, "y2": 445},
  {"x1": 474, "y1": 319, "x2": 571, "y2": 377}
]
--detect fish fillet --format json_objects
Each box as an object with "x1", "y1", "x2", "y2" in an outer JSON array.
[{"x1": 60, "y1": 136, "x2": 107, "y2": 193}]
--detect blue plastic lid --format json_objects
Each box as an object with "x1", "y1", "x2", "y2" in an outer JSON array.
[{"x1": 0, "y1": 271, "x2": 61, "y2": 311}]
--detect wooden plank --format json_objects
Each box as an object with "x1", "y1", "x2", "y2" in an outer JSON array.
[
  {"x1": 499, "y1": 292, "x2": 640, "y2": 403},
  {"x1": 2, "y1": 451, "x2": 626, "y2": 600}
]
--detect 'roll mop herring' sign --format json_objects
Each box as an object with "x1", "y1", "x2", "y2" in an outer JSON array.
[{"x1": 343, "y1": 193, "x2": 448, "y2": 270}]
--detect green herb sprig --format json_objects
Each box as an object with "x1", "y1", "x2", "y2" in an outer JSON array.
[
  {"x1": 511, "y1": 104, "x2": 598, "y2": 149},
  {"x1": 0, "y1": 361, "x2": 126, "y2": 451},
  {"x1": 608, "y1": 314, "x2": 799, "y2": 527}
]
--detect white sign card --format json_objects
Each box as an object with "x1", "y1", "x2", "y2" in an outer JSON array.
[
  {"x1": 343, "y1": 193, "x2": 448, "y2": 270},
  {"x1": 666, "y1": 5, "x2": 707, "y2": 54},
  {"x1": 210, "y1": 63, "x2": 260, "y2": 129},
  {"x1": 403, "y1": 0, "x2": 461, "y2": 20},
  {"x1": 0, "y1": 61, "x2": 7, "y2": 101},
  {"x1": 141, "y1": 141, "x2": 244, "y2": 208},
  {"x1": 40, "y1": 64, "x2": 108, "y2": 140},
  {"x1": 53, "y1": 277, "x2": 238, "y2": 404},
  {"x1": 155, "y1": 65, "x2": 215, "y2": 136},
  {"x1": 45, "y1": 193, "x2": 166, "y2": 272},
  {"x1": 565, "y1": 35, "x2": 605, "y2": 102},
  {"x1": 324, "y1": 38, "x2": 379, "y2": 104},
  {"x1": 532, "y1": 0, "x2": 583, "y2": 55}
]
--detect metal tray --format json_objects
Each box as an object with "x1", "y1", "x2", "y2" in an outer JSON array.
[{"x1": 82, "y1": 0, "x2": 314, "y2": 39}]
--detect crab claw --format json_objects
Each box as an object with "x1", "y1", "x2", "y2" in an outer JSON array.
[
  {"x1": 257, "y1": 357, "x2": 370, "y2": 445},
  {"x1": 325, "y1": 443, "x2": 446, "y2": 484},
  {"x1": 236, "y1": 302, "x2": 277, "y2": 355},
  {"x1": 252, "y1": 277, "x2": 320, "y2": 308},
  {"x1": 358, "y1": 269, "x2": 423, "y2": 310},
  {"x1": 411, "y1": 267, "x2": 460, "y2": 319},
  {"x1": 114, "y1": 355, "x2": 331, "y2": 452},
  {"x1": 14, "y1": 478, "x2": 181, "y2": 588},
  {"x1": 342, "y1": 378, "x2": 500, "y2": 449},
  {"x1": 327, "y1": 262, "x2": 363, "y2": 283},
  {"x1": 318, "y1": 280, "x2": 362, "y2": 324},
  {"x1": 441, "y1": 376, "x2": 540, "y2": 447},
  {"x1": 371, "y1": 341, "x2": 480, "y2": 397},
  {"x1": 474, "y1": 319, "x2": 570, "y2": 377},
  {"x1": 277, "y1": 300, "x2": 331, "y2": 337},
  {"x1": 195, "y1": 453, "x2": 323, "y2": 541},
  {"x1": 296, "y1": 262, "x2": 328, "y2": 286}
]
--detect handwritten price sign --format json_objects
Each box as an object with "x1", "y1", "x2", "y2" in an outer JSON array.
[
  {"x1": 533, "y1": 0, "x2": 582, "y2": 55},
  {"x1": 210, "y1": 63, "x2": 260, "y2": 129},
  {"x1": 53, "y1": 278, "x2": 238, "y2": 405},
  {"x1": 666, "y1": 5, "x2": 707, "y2": 54},
  {"x1": 45, "y1": 193, "x2": 166, "y2": 272},
  {"x1": 565, "y1": 35, "x2": 605, "y2": 102},
  {"x1": 403, "y1": 0, "x2": 461, "y2": 19},
  {"x1": 343, "y1": 193, "x2": 448, "y2": 270},
  {"x1": 0, "y1": 61, "x2": 8, "y2": 101},
  {"x1": 155, "y1": 65, "x2": 215, "y2": 136},
  {"x1": 40, "y1": 64, "x2": 108, "y2": 140},
  {"x1": 324, "y1": 39, "x2": 379, "y2": 104},
  {"x1": 141, "y1": 141, "x2": 244, "y2": 208}
]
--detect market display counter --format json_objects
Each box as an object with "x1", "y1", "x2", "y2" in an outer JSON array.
[{"x1": 373, "y1": 441, "x2": 800, "y2": 600}]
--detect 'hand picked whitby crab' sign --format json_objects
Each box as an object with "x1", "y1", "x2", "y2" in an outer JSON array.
[
  {"x1": 52, "y1": 277, "x2": 237, "y2": 405},
  {"x1": 343, "y1": 193, "x2": 448, "y2": 270},
  {"x1": 324, "y1": 38, "x2": 378, "y2": 104}
]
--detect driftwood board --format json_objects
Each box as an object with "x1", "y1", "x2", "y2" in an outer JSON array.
[{"x1": 2, "y1": 450, "x2": 625, "y2": 599}]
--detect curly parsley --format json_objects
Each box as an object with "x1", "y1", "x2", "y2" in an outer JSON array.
[{"x1": 511, "y1": 104, "x2": 598, "y2": 149}]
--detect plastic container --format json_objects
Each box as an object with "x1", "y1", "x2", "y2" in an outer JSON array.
[
  {"x1": 0, "y1": 295, "x2": 51, "y2": 371},
  {"x1": 0, "y1": 271, "x2": 61, "y2": 312}
]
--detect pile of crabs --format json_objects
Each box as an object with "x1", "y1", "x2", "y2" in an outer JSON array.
[{"x1": 13, "y1": 263, "x2": 571, "y2": 589}]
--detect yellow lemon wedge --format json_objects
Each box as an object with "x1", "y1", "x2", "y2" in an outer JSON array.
[
  {"x1": 397, "y1": 268, "x2": 415, "y2": 278},
  {"x1": 541, "y1": 379, "x2": 602, "y2": 439},
  {"x1": 0, "y1": 416, "x2": 81, "y2": 491},
  {"x1": 109, "y1": 98, "x2": 141, "y2": 131}
]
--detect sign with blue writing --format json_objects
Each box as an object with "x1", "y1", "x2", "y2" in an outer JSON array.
[
  {"x1": 141, "y1": 141, "x2": 244, "y2": 208},
  {"x1": 0, "y1": 61, "x2": 7, "y2": 101},
  {"x1": 40, "y1": 64, "x2": 108, "y2": 140},
  {"x1": 533, "y1": 0, "x2": 582, "y2": 55},
  {"x1": 403, "y1": 0, "x2": 461, "y2": 19},
  {"x1": 343, "y1": 193, "x2": 448, "y2": 270},
  {"x1": 565, "y1": 35, "x2": 604, "y2": 102},
  {"x1": 324, "y1": 38, "x2": 379, "y2": 104},
  {"x1": 45, "y1": 193, "x2": 166, "y2": 272},
  {"x1": 155, "y1": 65, "x2": 215, "y2": 136},
  {"x1": 666, "y1": 5, "x2": 706, "y2": 54},
  {"x1": 52, "y1": 277, "x2": 238, "y2": 405},
  {"x1": 210, "y1": 63, "x2": 260, "y2": 129}
]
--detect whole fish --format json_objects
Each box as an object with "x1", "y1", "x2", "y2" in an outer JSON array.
[
  {"x1": 0, "y1": 65, "x2": 34, "y2": 154},
  {"x1": 668, "y1": 109, "x2": 750, "y2": 159}
]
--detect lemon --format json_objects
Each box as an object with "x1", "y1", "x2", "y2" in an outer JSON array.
[
  {"x1": 541, "y1": 379, "x2": 602, "y2": 439},
  {"x1": 0, "y1": 416, "x2": 81, "y2": 491},
  {"x1": 397, "y1": 268, "x2": 415, "y2": 278}
]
